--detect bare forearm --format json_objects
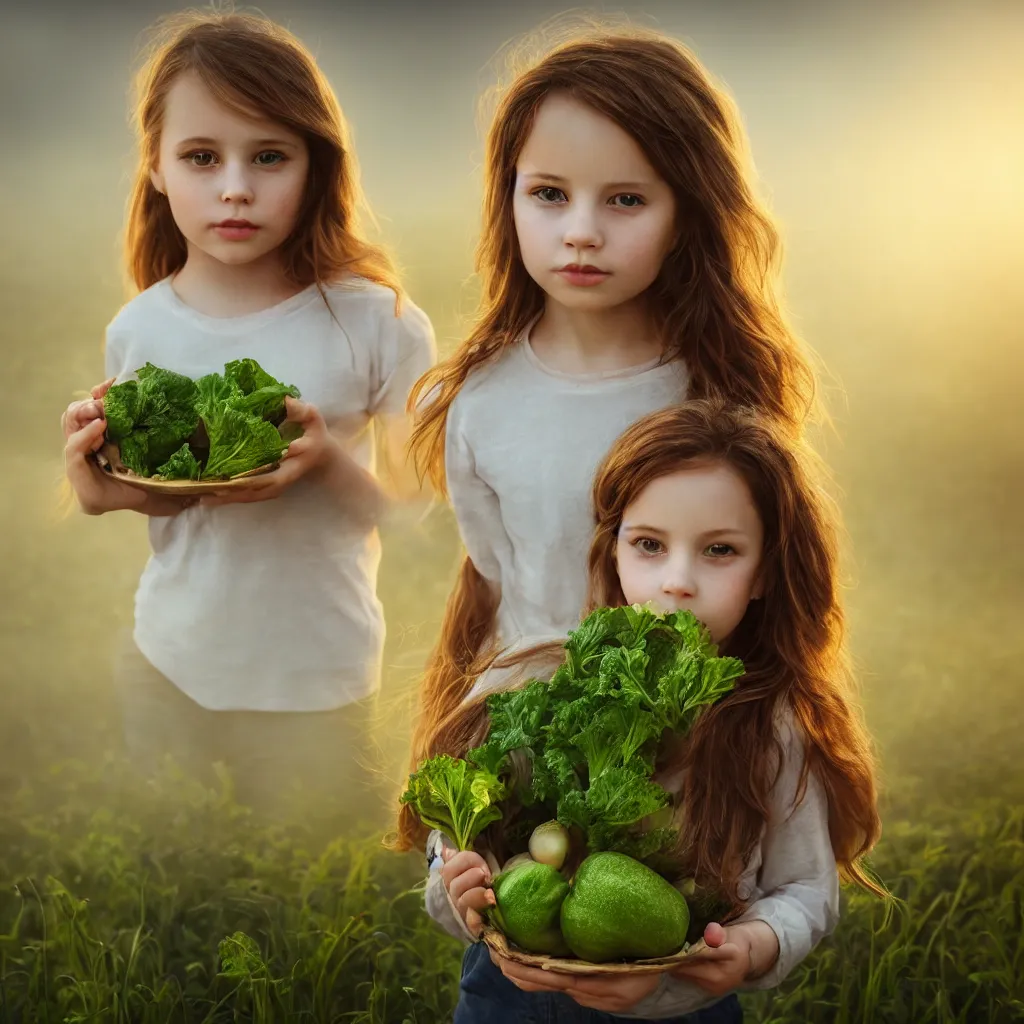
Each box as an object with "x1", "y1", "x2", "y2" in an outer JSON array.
[{"x1": 82, "y1": 493, "x2": 189, "y2": 517}]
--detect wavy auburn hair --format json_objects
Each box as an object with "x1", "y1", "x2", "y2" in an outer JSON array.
[
  {"x1": 408, "y1": 28, "x2": 818, "y2": 491},
  {"x1": 400, "y1": 29, "x2": 821, "y2": 817},
  {"x1": 398, "y1": 401, "x2": 882, "y2": 911},
  {"x1": 580, "y1": 401, "x2": 882, "y2": 904},
  {"x1": 125, "y1": 9, "x2": 398, "y2": 296}
]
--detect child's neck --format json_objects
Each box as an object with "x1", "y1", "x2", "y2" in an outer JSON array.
[
  {"x1": 528, "y1": 298, "x2": 664, "y2": 375},
  {"x1": 170, "y1": 247, "x2": 308, "y2": 318}
]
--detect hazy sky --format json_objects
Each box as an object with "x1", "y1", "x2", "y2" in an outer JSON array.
[{"x1": 2, "y1": 0, "x2": 1022, "y2": 774}]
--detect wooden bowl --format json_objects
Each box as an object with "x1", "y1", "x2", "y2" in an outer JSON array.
[
  {"x1": 481, "y1": 927, "x2": 711, "y2": 976},
  {"x1": 93, "y1": 441, "x2": 279, "y2": 496}
]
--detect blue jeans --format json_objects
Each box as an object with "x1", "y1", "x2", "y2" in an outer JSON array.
[{"x1": 453, "y1": 941, "x2": 744, "y2": 1024}]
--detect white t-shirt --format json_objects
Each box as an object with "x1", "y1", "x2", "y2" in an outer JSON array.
[
  {"x1": 104, "y1": 275, "x2": 436, "y2": 712},
  {"x1": 446, "y1": 333, "x2": 690, "y2": 665}
]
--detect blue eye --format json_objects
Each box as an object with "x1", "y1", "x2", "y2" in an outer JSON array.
[
  {"x1": 612, "y1": 194, "x2": 644, "y2": 208},
  {"x1": 255, "y1": 151, "x2": 285, "y2": 166},
  {"x1": 186, "y1": 151, "x2": 216, "y2": 167}
]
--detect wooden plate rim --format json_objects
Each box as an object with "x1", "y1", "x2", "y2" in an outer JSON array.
[
  {"x1": 481, "y1": 928, "x2": 708, "y2": 975},
  {"x1": 93, "y1": 441, "x2": 279, "y2": 495}
]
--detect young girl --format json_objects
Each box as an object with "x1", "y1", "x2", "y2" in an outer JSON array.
[
  {"x1": 420, "y1": 400, "x2": 882, "y2": 1021},
  {"x1": 401, "y1": 28, "x2": 819, "y2": 801},
  {"x1": 60, "y1": 12, "x2": 435, "y2": 814}
]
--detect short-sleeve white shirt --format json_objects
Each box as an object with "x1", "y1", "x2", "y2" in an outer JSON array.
[{"x1": 104, "y1": 275, "x2": 436, "y2": 711}]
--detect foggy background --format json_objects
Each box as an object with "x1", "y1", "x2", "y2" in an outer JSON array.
[{"x1": 1, "y1": 0, "x2": 1021, "y2": 810}]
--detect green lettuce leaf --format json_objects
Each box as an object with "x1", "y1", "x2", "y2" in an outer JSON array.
[
  {"x1": 102, "y1": 379, "x2": 142, "y2": 443},
  {"x1": 155, "y1": 443, "x2": 202, "y2": 481},
  {"x1": 223, "y1": 358, "x2": 300, "y2": 425},
  {"x1": 201, "y1": 406, "x2": 288, "y2": 480},
  {"x1": 102, "y1": 365, "x2": 199, "y2": 476},
  {"x1": 399, "y1": 753, "x2": 506, "y2": 851}
]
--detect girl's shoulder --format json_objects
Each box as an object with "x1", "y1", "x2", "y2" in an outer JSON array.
[
  {"x1": 449, "y1": 340, "x2": 526, "y2": 417},
  {"x1": 320, "y1": 274, "x2": 397, "y2": 312},
  {"x1": 320, "y1": 275, "x2": 434, "y2": 347},
  {"x1": 106, "y1": 278, "x2": 175, "y2": 335},
  {"x1": 772, "y1": 700, "x2": 804, "y2": 758}
]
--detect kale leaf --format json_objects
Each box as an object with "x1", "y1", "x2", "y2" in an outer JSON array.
[{"x1": 402, "y1": 604, "x2": 744, "y2": 867}]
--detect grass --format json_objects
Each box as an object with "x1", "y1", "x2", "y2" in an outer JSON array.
[
  {"x1": 0, "y1": 761, "x2": 462, "y2": 1023},
  {"x1": 1, "y1": 753, "x2": 1022, "y2": 1023},
  {"x1": 2, "y1": 423, "x2": 1022, "y2": 1023}
]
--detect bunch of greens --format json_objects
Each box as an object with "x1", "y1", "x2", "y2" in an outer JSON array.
[
  {"x1": 102, "y1": 363, "x2": 200, "y2": 478},
  {"x1": 401, "y1": 604, "x2": 743, "y2": 860},
  {"x1": 401, "y1": 755, "x2": 507, "y2": 852},
  {"x1": 103, "y1": 358, "x2": 300, "y2": 480}
]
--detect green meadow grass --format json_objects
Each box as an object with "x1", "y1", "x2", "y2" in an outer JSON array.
[{"x1": 1, "y1": 754, "x2": 1021, "y2": 1023}]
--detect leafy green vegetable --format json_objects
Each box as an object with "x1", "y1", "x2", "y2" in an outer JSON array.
[
  {"x1": 118, "y1": 432, "x2": 151, "y2": 477},
  {"x1": 195, "y1": 371, "x2": 239, "y2": 412},
  {"x1": 538, "y1": 605, "x2": 743, "y2": 856},
  {"x1": 102, "y1": 359, "x2": 300, "y2": 481},
  {"x1": 224, "y1": 358, "x2": 279, "y2": 396},
  {"x1": 201, "y1": 406, "x2": 289, "y2": 481},
  {"x1": 102, "y1": 364, "x2": 200, "y2": 476},
  {"x1": 102, "y1": 379, "x2": 142, "y2": 442},
  {"x1": 468, "y1": 680, "x2": 552, "y2": 786},
  {"x1": 155, "y1": 444, "x2": 202, "y2": 481},
  {"x1": 399, "y1": 753, "x2": 506, "y2": 851},
  {"x1": 402, "y1": 605, "x2": 744, "y2": 870},
  {"x1": 224, "y1": 358, "x2": 299, "y2": 425}
]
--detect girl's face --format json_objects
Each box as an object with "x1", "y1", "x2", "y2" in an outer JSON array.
[
  {"x1": 512, "y1": 93, "x2": 677, "y2": 313},
  {"x1": 151, "y1": 72, "x2": 310, "y2": 271},
  {"x1": 615, "y1": 461, "x2": 764, "y2": 644}
]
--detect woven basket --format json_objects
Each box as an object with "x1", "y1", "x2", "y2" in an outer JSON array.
[
  {"x1": 93, "y1": 441, "x2": 278, "y2": 496},
  {"x1": 482, "y1": 927, "x2": 711, "y2": 976}
]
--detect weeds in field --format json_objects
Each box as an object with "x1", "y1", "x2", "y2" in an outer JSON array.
[{"x1": 0, "y1": 757, "x2": 1021, "y2": 1022}]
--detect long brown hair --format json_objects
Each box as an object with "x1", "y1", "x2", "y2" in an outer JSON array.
[
  {"x1": 403, "y1": 27, "x2": 821, "y2": 827},
  {"x1": 398, "y1": 401, "x2": 882, "y2": 910},
  {"x1": 590, "y1": 401, "x2": 880, "y2": 903},
  {"x1": 125, "y1": 10, "x2": 399, "y2": 296}
]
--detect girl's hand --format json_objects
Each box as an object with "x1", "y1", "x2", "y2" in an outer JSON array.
[
  {"x1": 439, "y1": 847, "x2": 495, "y2": 938},
  {"x1": 61, "y1": 378, "x2": 115, "y2": 439},
  {"x1": 63, "y1": 418, "x2": 195, "y2": 517},
  {"x1": 669, "y1": 921, "x2": 779, "y2": 995},
  {"x1": 200, "y1": 396, "x2": 338, "y2": 507},
  {"x1": 489, "y1": 955, "x2": 662, "y2": 1012}
]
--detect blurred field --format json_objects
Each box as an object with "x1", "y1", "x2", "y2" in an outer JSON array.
[{"x1": 2, "y1": 1, "x2": 1023, "y2": 1020}]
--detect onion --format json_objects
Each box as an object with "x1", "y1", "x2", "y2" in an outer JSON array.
[
  {"x1": 528, "y1": 820, "x2": 570, "y2": 869},
  {"x1": 501, "y1": 852, "x2": 535, "y2": 873}
]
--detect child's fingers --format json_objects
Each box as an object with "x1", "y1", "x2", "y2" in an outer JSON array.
[
  {"x1": 280, "y1": 437, "x2": 306, "y2": 459},
  {"x1": 455, "y1": 884, "x2": 494, "y2": 914},
  {"x1": 447, "y1": 867, "x2": 490, "y2": 905},
  {"x1": 65, "y1": 417, "x2": 107, "y2": 458},
  {"x1": 61, "y1": 399, "x2": 105, "y2": 438},
  {"x1": 91, "y1": 377, "x2": 116, "y2": 400},
  {"x1": 284, "y1": 395, "x2": 313, "y2": 423},
  {"x1": 440, "y1": 850, "x2": 489, "y2": 885},
  {"x1": 495, "y1": 957, "x2": 572, "y2": 994},
  {"x1": 82, "y1": 400, "x2": 104, "y2": 425},
  {"x1": 464, "y1": 907, "x2": 484, "y2": 937}
]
